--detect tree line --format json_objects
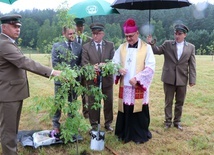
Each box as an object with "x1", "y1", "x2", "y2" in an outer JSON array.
[{"x1": 0, "y1": 3, "x2": 214, "y2": 55}]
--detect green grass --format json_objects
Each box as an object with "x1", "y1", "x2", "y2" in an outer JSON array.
[{"x1": 1, "y1": 54, "x2": 213, "y2": 155}]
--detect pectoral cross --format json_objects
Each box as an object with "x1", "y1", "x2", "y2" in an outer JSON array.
[{"x1": 127, "y1": 58, "x2": 132, "y2": 65}]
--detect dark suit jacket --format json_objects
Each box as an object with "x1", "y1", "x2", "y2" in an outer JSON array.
[
  {"x1": 51, "y1": 41, "x2": 82, "y2": 85},
  {"x1": 74, "y1": 35, "x2": 92, "y2": 46},
  {"x1": 81, "y1": 40, "x2": 115, "y2": 88},
  {"x1": 0, "y1": 34, "x2": 52, "y2": 102},
  {"x1": 151, "y1": 40, "x2": 196, "y2": 86}
]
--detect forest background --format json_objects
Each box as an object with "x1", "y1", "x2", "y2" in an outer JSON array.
[{"x1": 0, "y1": 3, "x2": 214, "y2": 55}]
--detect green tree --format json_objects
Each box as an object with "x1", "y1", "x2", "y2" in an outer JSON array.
[
  {"x1": 37, "y1": 19, "x2": 60, "y2": 53},
  {"x1": 19, "y1": 18, "x2": 39, "y2": 48}
]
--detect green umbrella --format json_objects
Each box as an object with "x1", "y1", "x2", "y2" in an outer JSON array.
[
  {"x1": 0, "y1": 0, "x2": 17, "y2": 4},
  {"x1": 68, "y1": 0, "x2": 119, "y2": 23}
]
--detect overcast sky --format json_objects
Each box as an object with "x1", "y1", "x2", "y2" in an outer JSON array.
[{"x1": 0, "y1": 0, "x2": 213, "y2": 14}]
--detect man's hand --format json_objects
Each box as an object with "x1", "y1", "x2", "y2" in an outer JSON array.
[
  {"x1": 129, "y1": 77, "x2": 137, "y2": 86},
  {"x1": 119, "y1": 68, "x2": 127, "y2": 76},
  {"x1": 94, "y1": 63, "x2": 100, "y2": 71},
  {"x1": 52, "y1": 70, "x2": 61, "y2": 76},
  {"x1": 146, "y1": 35, "x2": 153, "y2": 44}
]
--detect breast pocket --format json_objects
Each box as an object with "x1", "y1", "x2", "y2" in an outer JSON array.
[{"x1": 10, "y1": 79, "x2": 25, "y2": 85}]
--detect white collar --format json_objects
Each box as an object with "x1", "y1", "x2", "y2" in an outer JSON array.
[
  {"x1": 94, "y1": 41, "x2": 103, "y2": 46},
  {"x1": 176, "y1": 41, "x2": 184, "y2": 46}
]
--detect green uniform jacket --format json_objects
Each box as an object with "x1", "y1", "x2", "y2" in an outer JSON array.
[{"x1": 0, "y1": 34, "x2": 52, "y2": 102}]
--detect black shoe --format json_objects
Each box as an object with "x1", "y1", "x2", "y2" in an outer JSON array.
[
  {"x1": 104, "y1": 126, "x2": 113, "y2": 132},
  {"x1": 164, "y1": 124, "x2": 171, "y2": 130},
  {"x1": 174, "y1": 124, "x2": 183, "y2": 131}
]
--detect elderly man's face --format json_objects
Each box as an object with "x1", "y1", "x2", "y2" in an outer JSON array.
[
  {"x1": 2, "y1": 23, "x2": 21, "y2": 40},
  {"x1": 92, "y1": 30, "x2": 104, "y2": 43},
  {"x1": 125, "y1": 31, "x2": 139, "y2": 45}
]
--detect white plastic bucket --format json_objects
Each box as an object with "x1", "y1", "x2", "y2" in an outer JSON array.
[{"x1": 90, "y1": 130, "x2": 105, "y2": 151}]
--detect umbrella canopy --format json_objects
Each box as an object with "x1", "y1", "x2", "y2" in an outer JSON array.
[
  {"x1": 0, "y1": 0, "x2": 16, "y2": 4},
  {"x1": 111, "y1": 0, "x2": 191, "y2": 10},
  {"x1": 68, "y1": 0, "x2": 119, "y2": 22},
  {"x1": 111, "y1": 0, "x2": 191, "y2": 24}
]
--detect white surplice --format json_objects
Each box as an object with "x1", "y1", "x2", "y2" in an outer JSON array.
[{"x1": 113, "y1": 38, "x2": 156, "y2": 105}]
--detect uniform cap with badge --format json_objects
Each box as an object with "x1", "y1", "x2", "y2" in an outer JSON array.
[
  {"x1": 174, "y1": 24, "x2": 189, "y2": 33},
  {"x1": 74, "y1": 18, "x2": 85, "y2": 27},
  {"x1": 90, "y1": 23, "x2": 105, "y2": 32},
  {"x1": 0, "y1": 14, "x2": 22, "y2": 26}
]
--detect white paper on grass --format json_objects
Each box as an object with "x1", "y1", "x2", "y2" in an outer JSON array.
[{"x1": 32, "y1": 130, "x2": 56, "y2": 148}]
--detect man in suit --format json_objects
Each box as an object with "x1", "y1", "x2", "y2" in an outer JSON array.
[
  {"x1": 81, "y1": 23, "x2": 115, "y2": 131},
  {"x1": 74, "y1": 18, "x2": 92, "y2": 45},
  {"x1": 74, "y1": 18, "x2": 85, "y2": 45},
  {"x1": 0, "y1": 14, "x2": 61, "y2": 155},
  {"x1": 74, "y1": 18, "x2": 90, "y2": 119},
  {"x1": 147, "y1": 24, "x2": 196, "y2": 130},
  {"x1": 50, "y1": 26, "x2": 82, "y2": 137}
]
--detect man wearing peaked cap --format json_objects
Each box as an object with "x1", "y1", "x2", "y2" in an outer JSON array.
[
  {"x1": 147, "y1": 22, "x2": 196, "y2": 131},
  {"x1": 74, "y1": 18, "x2": 87, "y2": 44},
  {"x1": 113, "y1": 18, "x2": 155, "y2": 144},
  {"x1": 90, "y1": 23, "x2": 105, "y2": 31},
  {"x1": 174, "y1": 24, "x2": 189, "y2": 33},
  {"x1": 0, "y1": 14, "x2": 61, "y2": 155},
  {"x1": 0, "y1": 14, "x2": 22, "y2": 26},
  {"x1": 74, "y1": 18, "x2": 85, "y2": 26},
  {"x1": 73, "y1": 17, "x2": 91, "y2": 119},
  {"x1": 81, "y1": 22, "x2": 115, "y2": 132}
]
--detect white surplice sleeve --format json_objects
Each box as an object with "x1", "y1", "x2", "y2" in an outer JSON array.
[{"x1": 134, "y1": 44, "x2": 156, "y2": 104}]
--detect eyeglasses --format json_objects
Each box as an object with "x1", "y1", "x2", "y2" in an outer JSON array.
[
  {"x1": 92, "y1": 32, "x2": 103, "y2": 36},
  {"x1": 125, "y1": 33, "x2": 136, "y2": 38}
]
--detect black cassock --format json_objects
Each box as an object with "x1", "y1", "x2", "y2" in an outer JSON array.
[{"x1": 115, "y1": 104, "x2": 152, "y2": 144}]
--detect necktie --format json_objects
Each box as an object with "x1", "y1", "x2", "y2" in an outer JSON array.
[
  {"x1": 97, "y1": 43, "x2": 102, "y2": 61},
  {"x1": 77, "y1": 37, "x2": 81, "y2": 44},
  {"x1": 68, "y1": 42, "x2": 72, "y2": 50}
]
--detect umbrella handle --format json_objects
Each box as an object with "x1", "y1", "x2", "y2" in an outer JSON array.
[
  {"x1": 149, "y1": 38, "x2": 156, "y2": 45},
  {"x1": 91, "y1": 16, "x2": 94, "y2": 23}
]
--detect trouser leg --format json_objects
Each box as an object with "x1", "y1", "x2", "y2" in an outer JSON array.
[
  {"x1": 174, "y1": 86, "x2": 187, "y2": 125},
  {"x1": 164, "y1": 83, "x2": 176, "y2": 126},
  {"x1": 82, "y1": 94, "x2": 88, "y2": 117},
  {"x1": 0, "y1": 101, "x2": 23, "y2": 155},
  {"x1": 102, "y1": 85, "x2": 113, "y2": 127},
  {"x1": 81, "y1": 78, "x2": 89, "y2": 117},
  {"x1": 88, "y1": 94, "x2": 100, "y2": 129},
  {"x1": 52, "y1": 85, "x2": 61, "y2": 129}
]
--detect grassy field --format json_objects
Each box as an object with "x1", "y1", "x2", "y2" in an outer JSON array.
[{"x1": 1, "y1": 54, "x2": 213, "y2": 155}]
